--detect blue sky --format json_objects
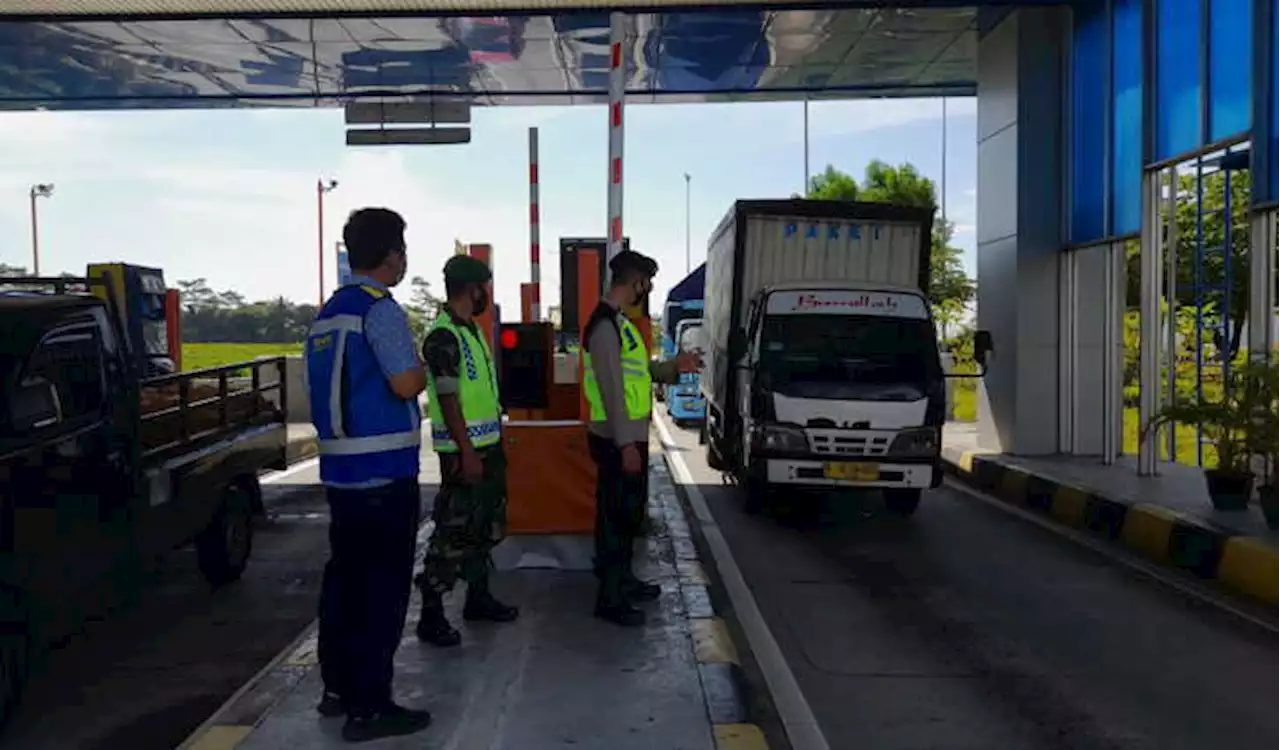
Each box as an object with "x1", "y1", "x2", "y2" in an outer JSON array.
[{"x1": 0, "y1": 97, "x2": 975, "y2": 314}]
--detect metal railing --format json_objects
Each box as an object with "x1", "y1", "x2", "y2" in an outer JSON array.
[{"x1": 139, "y1": 357, "x2": 287, "y2": 459}]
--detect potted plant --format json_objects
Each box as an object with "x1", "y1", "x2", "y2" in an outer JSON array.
[
  {"x1": 1242, "y1": 360, "x2": 1279, "y2": 528},
  {"x1": 1141, "y1": 386, "x2": 1249, "y2": 506}
]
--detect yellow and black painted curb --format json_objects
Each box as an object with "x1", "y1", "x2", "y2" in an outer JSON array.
[
  {"x1": 942, "y1": 448, "x2": 1278, "y2": 608},
  {"x1": 650, "y1": 459, "x2": 772, "y2": 750}
]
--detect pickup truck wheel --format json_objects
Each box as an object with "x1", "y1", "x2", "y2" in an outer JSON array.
[
  {"x1": 0, "y1": 587, "x2": 29, "y2": 729},
  {"x1": 884, "y1": 489, "x2": 922, "y2": 518},
  {"x1": 197, "y1": 482, "x2": 255, "y2": 587}
]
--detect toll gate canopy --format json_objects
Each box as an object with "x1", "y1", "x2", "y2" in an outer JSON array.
[{"x1": 0, "y1": 1, "x2": 1043, "y2": 111}]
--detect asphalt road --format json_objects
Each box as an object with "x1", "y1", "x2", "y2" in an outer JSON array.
[
  {"x1": 1, "y1": 452, "x2": 439, "y2": 750},
  {"x1": 656, "y1": 413, "x2": 1279, "y2": 750}
]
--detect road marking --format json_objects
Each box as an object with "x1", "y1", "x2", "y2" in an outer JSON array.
[
  {"x1": 945, "y1": 478, "x2": 1279, "y2": 634},
  {"x1": 261, "y1": 456, "x2": 319, "y2": 484},
  {"x1": 654, "y1": 414, "x2": 830, "y2": 750}
]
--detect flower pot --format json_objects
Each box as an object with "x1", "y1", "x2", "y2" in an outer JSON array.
[
  {"x1": 1204, "y1": 469, "x2": 1254, "y2": 511},
  {"x1": 1258, "y1": 484, "x2": 1279, "y2": 530}
]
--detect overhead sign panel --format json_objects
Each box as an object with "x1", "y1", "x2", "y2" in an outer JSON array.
[
  {"x1": 345, "y1": 127, "x2": 471, "y2": 146},
  {"x1": 344, "y1": 100, "x2": 471, "y2": 126}
]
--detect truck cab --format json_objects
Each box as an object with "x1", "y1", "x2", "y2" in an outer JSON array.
[{"x1": 665, "y1": 318, "x2": 706, "y2": 426}]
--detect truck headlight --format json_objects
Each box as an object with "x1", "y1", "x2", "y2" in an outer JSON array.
[
  {"x1": 888, "y1": 427, "x2": 939, "y2": 457},
  {"x1": 754, "y1": 423, "x2": 808, "y2": 453}
]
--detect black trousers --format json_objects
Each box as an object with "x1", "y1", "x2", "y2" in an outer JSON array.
[
  {"x1": 318, "y1": 478, "x2": 421, "y2": 714},
  {"x1": 589, "y1": 435, "x2": 649, "y2": 604}
]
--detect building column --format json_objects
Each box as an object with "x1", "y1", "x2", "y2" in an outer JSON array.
[{"x1": 974, "y1": 7, "x2": 1068, "y2": 455}]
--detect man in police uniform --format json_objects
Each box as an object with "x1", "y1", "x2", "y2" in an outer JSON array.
[
  {"x1": 306, "y1": 208, "x2": 433, "y2": 743},
  {"x1": 583, "y1": 250, "x2": 701, "y2": 626},
  {"x1": 414, "y1": 254, "x2": 519, "y2": 647}
]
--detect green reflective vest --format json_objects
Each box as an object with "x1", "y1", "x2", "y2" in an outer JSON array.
[
  {"x1": 583, "y1": 314, "x2": 653, "y2": 422},
  {"x1": 426, "y1": 316, "x2": 501, "y2": 452}
]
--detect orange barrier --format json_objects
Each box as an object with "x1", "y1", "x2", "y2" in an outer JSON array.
[
  {"x1": 469, "y1": 243, "x2": 494, "y2": 346},
  {"x1": 504, "y1": 421, "x2": 597, "y2": 535}
]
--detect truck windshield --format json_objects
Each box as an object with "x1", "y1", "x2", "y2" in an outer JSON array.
[
  {"x1": 757, "y1": 313, "x2": 940, "y2": 400},
  {"x1": 678, "y1": 324, "x2": 705, "y2": 353}
]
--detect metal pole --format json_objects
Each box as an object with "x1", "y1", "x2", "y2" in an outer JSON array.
[
  {"x1": 941, "y1": 98, "x2": 948, "y2": 228},
  {"x1": 802, "y1": 97, "x2": 810, "y2": 194},
  {"x1": 529, "y1": 127, "x2": 542, "y2": 321},
  {"x1": 1138, "y1": 168, "x2": 1164, "y2": 476},
  {"x1": 1164, "y1": 168, "x2": 1178, "y2": 461},
  {"x1": 29, "y1": 188, "x2": 40, "y2": 277},
  {"x1": 316, "y1": 180, "x2": 325, "y2": 308},
  {"x1": 684, "y1": 173, "x2": 691, "y2": 274},
  {"x1": 606, "y1": 12, "x2": 627, "y2": 270}
]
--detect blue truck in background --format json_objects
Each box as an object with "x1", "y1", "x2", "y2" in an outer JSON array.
[{"x1": 659, "y1": 264, "x2": 706, "y2": 425}]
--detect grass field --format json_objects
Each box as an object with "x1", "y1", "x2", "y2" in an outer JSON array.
[{"x1": 182, "y1": 342, "x2": 302, "y2": 372}]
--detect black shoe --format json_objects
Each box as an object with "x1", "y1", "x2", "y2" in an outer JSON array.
[
  {"x1": 341, "y1": 703, "x2": 432, "y2": 743},
  {"x1": 463, "y1": 592, "x2": 519, "y2": 623},
  {"x1": 415, "y1": 608, "x2": 462, "y2": 647},
  {"x1": 622, "y1": 578, "x2": 661, "y2": 603},
  {"x1": 317, "y1": 691, "x2": 346, "y2": 718},
  {"x1": 594, "y1": 601, "x2": 646, "y2": 627}
]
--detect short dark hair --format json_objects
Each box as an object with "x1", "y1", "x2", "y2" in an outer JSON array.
[
  {"x1": 609, "y1": 250, "x2": 658, "y2": 287},
  {"x1": 343, "y1": 208, "x2": 406, "y2": 272}
]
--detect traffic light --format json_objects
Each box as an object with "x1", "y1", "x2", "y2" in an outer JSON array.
[{"x1": 498, "y1": 322, "x2": 553, "y2": 410}]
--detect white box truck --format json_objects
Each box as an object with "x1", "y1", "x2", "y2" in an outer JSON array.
[{"x1": 700, "y1": 199, "x2": 989, "y2": 517}]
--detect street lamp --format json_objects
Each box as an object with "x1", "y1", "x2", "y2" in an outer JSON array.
[
  {"x1": 317, "y1": 178, "x2": 339, "y2": 307},
  {"x1": 29, "y1": 183, "x2": 54, "y2": 276},
  {"x1": 683, "y1": 173, "x2": 692, "y2": 274}
]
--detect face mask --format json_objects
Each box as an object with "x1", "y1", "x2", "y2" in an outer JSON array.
[{"x1": 471, "y1": 286, "x2": 490, "y2": 316}]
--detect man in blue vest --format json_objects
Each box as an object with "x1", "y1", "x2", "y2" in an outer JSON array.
[{"x1": 306, "y1": 207, "x2": 432, "y2": 743}]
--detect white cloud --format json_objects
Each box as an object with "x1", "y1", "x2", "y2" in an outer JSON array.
[{"x1": 809, "y1": 97, "x2": 975, "y2": 139}]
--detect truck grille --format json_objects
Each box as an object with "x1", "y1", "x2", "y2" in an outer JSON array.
[{"x1": 807, "y1": 430, "x2": 891, "y2": 457}]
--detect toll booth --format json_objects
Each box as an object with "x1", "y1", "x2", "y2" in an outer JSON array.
[
  {"x1": 87, "y1": 263, "x2": 177, "y2": 377},
  {"x1": 497, "y1": 241, "x2": 653, "y2": 564}
]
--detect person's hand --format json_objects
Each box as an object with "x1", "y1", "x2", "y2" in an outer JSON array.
[
  {"x1": 460, "y1": 446, "x2": 484, "y2": 485},
  {"x1": 674, "y1": 350, "x2": 704, "y2": 373},
  {"x1": 620, "y1": 443, "x2": 643, "y2": 475}
]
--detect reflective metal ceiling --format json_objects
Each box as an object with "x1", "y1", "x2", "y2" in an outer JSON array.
[{"x1": 0, "y1": 8, "x2": 978, "y2": 110}]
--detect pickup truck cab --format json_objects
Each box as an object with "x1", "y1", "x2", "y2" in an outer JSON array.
[{"x1": 0, "y1": 289, "x2": 287, "y2": 724}]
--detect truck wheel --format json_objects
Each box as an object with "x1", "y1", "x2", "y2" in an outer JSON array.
[
  {"x1": 742, "y1": 468, "x2": 773, "y2": 515},
  {"x1": 0, "y1": 587, "x2": 29, "y2": 730},
  {"x1": 197, "y1": 480, "x2": 256, "y2": 587},
  {"x1": 884, "y1": 489, "x2": 922, "y2": 518}
]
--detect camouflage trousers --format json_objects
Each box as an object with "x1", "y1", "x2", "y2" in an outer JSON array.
[{"x1": 415, "y1": 446, "x2": 508, "y2": 596}]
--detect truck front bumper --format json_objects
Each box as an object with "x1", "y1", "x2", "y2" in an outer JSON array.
[{"x1": 764, "y1": 458, "x2": 937, "y2": 489}]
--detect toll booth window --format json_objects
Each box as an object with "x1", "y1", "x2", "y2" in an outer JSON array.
[{"x1": 17, "y1": 324, "x2": 106, "y2": 427}]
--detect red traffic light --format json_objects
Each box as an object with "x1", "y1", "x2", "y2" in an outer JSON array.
[{"x1": 500, "y1": 328, "x2": 519, "y2": 350}]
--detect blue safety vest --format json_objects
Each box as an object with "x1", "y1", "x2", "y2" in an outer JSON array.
[{"x1": 306, "y1": 284, "x2": 421, "y2": 485}]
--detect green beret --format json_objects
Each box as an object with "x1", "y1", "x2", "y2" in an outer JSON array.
[{"x1": 443, "y1": 254, "x2": 492, "y2": 284}]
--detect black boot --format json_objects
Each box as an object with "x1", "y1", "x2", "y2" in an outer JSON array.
[
  {"x1": 342, "y1": 703, "x2": 432, "y2": 743},
  {"x1": 594, "y1": 574, "x2": 644, "y2": 627},
  {"x1": 622, "y1": 575, "x2": 661, "y2": 603},
  {"x1": 317, "y1": 691, "x2": 346, "y2": 718},
  {"x1": 462, "y1": 579, "x2": 519, "y2": 623},
  {"x1": 415, "y1": 593, "x2": 461, "y2": 647}
]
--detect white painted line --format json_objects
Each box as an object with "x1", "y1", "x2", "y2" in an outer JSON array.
[
  {"x1": 944, "y1": 477, "x2": 1279, "y2": 635},
  {"x1": 261, "y1": 456, "x2": 320, "y2": 484},
  {"x1": 654, "y1": 413, "x2": 830, "y2": 750}
]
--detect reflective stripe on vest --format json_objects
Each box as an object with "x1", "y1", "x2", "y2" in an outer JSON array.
[
  {"x1": 583, "y1": 314, "x2": 653, "y2": 422},
  {"x1": 425, "y1": 316, "x2": 502, "y2": 452},
  {"x1": 308, "y1": 305, "x2": 421, "y2": 459}
]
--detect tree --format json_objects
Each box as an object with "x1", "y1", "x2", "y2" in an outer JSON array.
[
  {"x1": 805, "y1": 162, "x2": 976, "y2": 326},
  {"x1": 402, "y1": 276, "x2": 444, "y2": 340}
]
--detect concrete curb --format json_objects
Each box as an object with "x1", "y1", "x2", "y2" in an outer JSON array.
[
  {"x1": 650, "y1": 457, "x2": 772, "y2": 750},
  {"x1": 941, "y1": 447, "x2": 1279, "y2": 608}
]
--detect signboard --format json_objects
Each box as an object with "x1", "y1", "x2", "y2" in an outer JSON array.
[
  {"x1": 336, "y1": 244, "x2": 352, "y2": 287},
  {"x1": 765, "y1": 289, "x2": 929, "y2": 319}
]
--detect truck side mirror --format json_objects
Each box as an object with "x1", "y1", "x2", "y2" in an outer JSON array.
[
  {"x1": 10, "y1": 379, "x2": 62, "y2": 432},
  {"x1": 973, "y1": 330, "x2": 994, "y2": 368}
]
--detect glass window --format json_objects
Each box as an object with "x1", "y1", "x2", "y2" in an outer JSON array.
[
  {"x1": 1111, "y1": 0, "x2": 1144, "y2": 235},
  {"x1": 19, "y1": 324, "x2": 106, "y2": 426},
  {"x1": 677, "y1": 324, "x2": 705, "y2": 353},
  {"x1": 1155, "y1": 0, "x2": 1203, "y2": 160},
  {"x1": 1070, "y1": 0, "x2": 1108, "y2": 243},
  {"x1": 1207, "y1": 0, "x2": 1251, "y2": 143}
]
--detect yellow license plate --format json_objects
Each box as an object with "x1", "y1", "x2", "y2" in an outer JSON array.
[{"x1": 824, "y1": 462, "x2": 880, "y2": 481}]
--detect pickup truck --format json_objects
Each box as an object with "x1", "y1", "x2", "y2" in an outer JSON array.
[{"x1": 0, "y1": 285, "x2": 288, "y2": 724}]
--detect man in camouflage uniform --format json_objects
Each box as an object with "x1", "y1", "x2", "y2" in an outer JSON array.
[{"x1": 414, "y1": 255, "x2": 518, "y2": 647}]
